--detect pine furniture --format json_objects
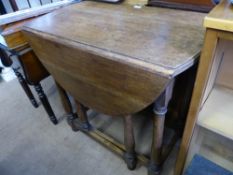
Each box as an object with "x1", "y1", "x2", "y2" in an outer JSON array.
[{"x1": 175, "y1": 0, "x2": 233, "y2": 174}]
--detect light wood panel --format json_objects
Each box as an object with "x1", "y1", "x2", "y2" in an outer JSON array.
[
  {"x1": 198, "y1": 85, "x2": 233, "y2": 140},
  {"x1": 204, "y1": 0, "x2": 233, "y2": 32},
  {"x1": 216, "y1": 40, "x2": 233, "y2": 89},
  {"x1": 176, "y1": 1, "x2": 233, "y2": 174},
  {"x1": 175, "y1": 29, "x2": 219, "y2": 175},
  {"x1": 1, "y1": 18, "x2": 35, "y2": 49},
  {"x1": 201, "y1": 38, "x2": 224, "y2": 106}
]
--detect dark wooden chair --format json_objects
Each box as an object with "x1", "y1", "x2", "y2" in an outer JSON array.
[
  {"x1": 0, "y1": 44, "x2": 58, "y2": 125},
  {"x1": 0, "y1": 0, "x2": 75, "y2": 125}
]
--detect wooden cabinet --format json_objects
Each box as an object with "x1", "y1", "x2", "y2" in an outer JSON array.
[{"x1": 175, "y1": 1, "x2": 233, "y2": 174}]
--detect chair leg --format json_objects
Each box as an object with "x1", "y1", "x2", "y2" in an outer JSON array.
[
  {"x1": 34, "y1": 83, "x2": 58, "y2": 125},
  {"x1": 74, "y1": 100, "x2": 91, "y2": 131},
  {"x1": 148, "y1": 80, "x2": 174, "y2": 175},
  {"x1": 13, "y1": 68, "x2": 38, "y2": 108},
  {"x1": 55, "y1": 81, "x2": 78, "y2": 131},
  {"x1": 124, "y1": 115, "x2": 137, "y2": 170}
]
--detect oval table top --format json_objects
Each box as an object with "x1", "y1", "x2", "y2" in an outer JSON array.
[
  {"x1": 24, "y1": 1, "x2": 206, "y2": 78},
  {"x1": 23, "y1": 1, "x2": 206, "y2": 115}
]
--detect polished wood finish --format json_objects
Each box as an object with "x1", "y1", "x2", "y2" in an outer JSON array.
[
  {"x1": 23, "y1": 1, "x2": 205, "y2": 174},
  {"x1": 18, "y1": 50, "x2": 49, "y2": 85},
  {"x1": 1, "y1": 19, "x2": 34, "y2": 49},
  {"x1": 34, "y1": 83, "x2": 58, "y2": 125},
  {"x1": 148, "y1": 0, "x2": 215, "y2": 12},
  {"x1": 204, "y1": 0, "x2": 233, "y2": 32},
  {"x1": 23, "y1": 31, "x2": 169, "y2": 116},
  {"x1": 175, "y1": 1, "x2": 233, "y2": 174},
  {"x1": 14, "y1": 68, "x2": 39, "y2": 108},
  {"x1": 23, "y1": 1, "x2": 205, "y2": 116},
  {"x1": 24, "y1": 2, "x2": 205, "y2": 77}
]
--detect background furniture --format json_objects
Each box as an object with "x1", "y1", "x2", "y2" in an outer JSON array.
[
  {"x1": 148, "y1": 0, "x2": 216, "y2": 12},
  {"x1": 175, "y1": 0, "x2": 233, "y2": 174},
  {"x1": 23, "y1": 1, "x2": 205, "y2": 174},
  {"x1": 0, "y1": 1, "x2": 77, "y2": 124},
  {"x1": 0, "y1": 35, "x2": 58, "y2": 124}
]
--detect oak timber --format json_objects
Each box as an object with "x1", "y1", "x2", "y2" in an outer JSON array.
[
  {"x1": 23, "y1": 1, "x2": 205, "y2": 116},
  {"x1": 23, "y1": 1, "x2": 205, "y2": 77}
]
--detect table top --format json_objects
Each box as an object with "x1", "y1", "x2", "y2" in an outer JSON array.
[
  {"x1": 204, "y1": 0, "x2": 233, "y2": 32},
  {"x1": 24, "y1": 1, "x2": 205, "y2": 78}
]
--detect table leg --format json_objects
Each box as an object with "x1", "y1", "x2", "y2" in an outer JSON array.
[
  {"x1": 75, "y1": 101, "x2": 91, "y2": 131},
  {"x1": 124, "y1": 115, "x2": 137, "y2": 170},
  {"x1": 13, "y1": 68, "x2": 39, "y2": 108},
  {"x1": 55, "y1": 82, "x2": 78, "y2": 131},
  {"x1": 34, "y1": 83, "x2": 58, "y2": 125},
  {"x1": 148, "y1": 80, "x2": 174, "y2": 175}
]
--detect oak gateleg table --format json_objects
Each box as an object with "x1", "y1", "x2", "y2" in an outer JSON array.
[{"x1": 23, "y1": 2, "x2": 206, "y2": 174}]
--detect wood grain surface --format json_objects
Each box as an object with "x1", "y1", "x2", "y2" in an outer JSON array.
[
  {"x1": 24, "y1": 1, "x2": 205, "y2": 77},
  {"x1": 23, "y1": 1, "x2": 205, "y2": 116},
  {"x1": 23, "y1": 30, "x2": 169, "y2": 116}
]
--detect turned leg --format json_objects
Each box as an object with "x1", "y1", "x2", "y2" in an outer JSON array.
[
  {"x1": 75, "y1": 100, "x2": 91, "y2": 131},
  {"x1": 34, "y1": 83, "x2": 58, "y2": 125},
  {"x1": 148, "y1": 81, "x2": 174, "y2": 175},
  {"x1": 124, "y1": 115, "x2": 137, "y2": 170},
  {"x1": 55, "y1": 82, "x2": 78, "y2": 131},
  {"x1": 13, "y1": 68, "x2": 38, "y2": 108},
  {"x1": 0, "y1": 49, "x2": 38, "y2": 108}
]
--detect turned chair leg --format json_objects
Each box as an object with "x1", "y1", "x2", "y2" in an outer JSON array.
[
  {"x1": 75, "y1": 100, "x2": 91, "y2": 131},
  {"x1": 34, "y1": 83, "x2": 58, "y2": 125},
  {"x1": 55, "y1": 82, "x2": 78, "y2": 131},
  {"x1": 148, "y1": 80, "x2": 174, "y2": 175},
  {"x1": 124, "y1": 115, "x2": 137, "y2": 170},
  {"x1": 13, "y1": 68, "x2": 38, "y2": 108},
  {"x1": 0, "y1": 49, "x2": 38, "y2": 108}
]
